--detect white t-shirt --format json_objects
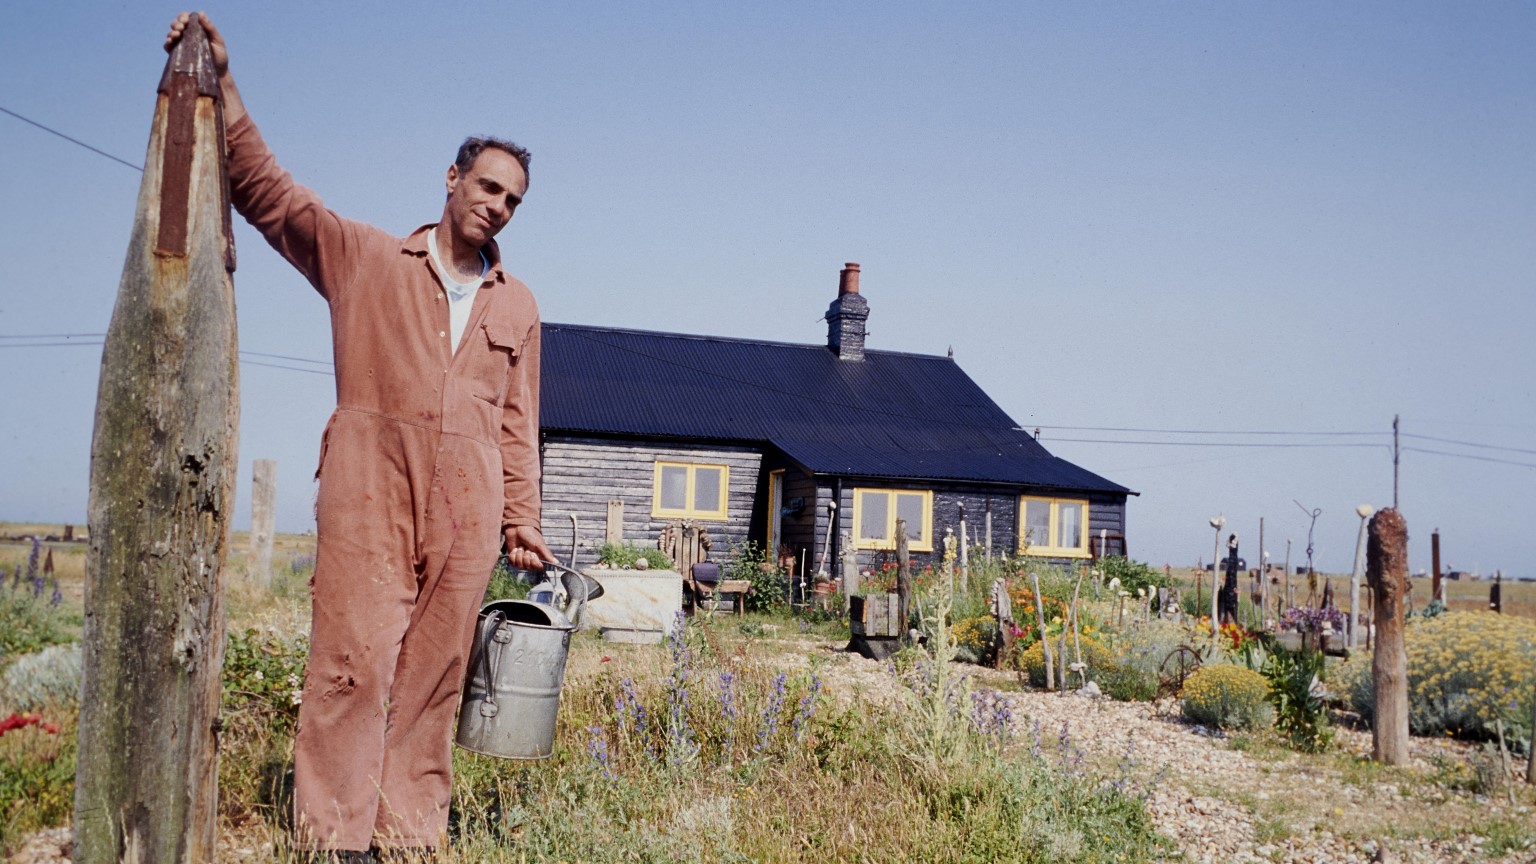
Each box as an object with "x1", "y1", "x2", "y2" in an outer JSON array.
[{"x1": 427, "y1": 227, "x2": 488, "y2": 351}]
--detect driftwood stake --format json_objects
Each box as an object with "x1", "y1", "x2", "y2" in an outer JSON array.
[
  {"x1": 249, "y1": 458, "x2": 276, "y2": 588},
  {"x1": 75, "y1": 18, "x2": 237, "y2": 864},
  {"x1": 1365, "y1": 508, "x2": 1410, "y2": 766},
  {"x1": 1029, "y1": 572, "x2": 1054, "y2": 691}
]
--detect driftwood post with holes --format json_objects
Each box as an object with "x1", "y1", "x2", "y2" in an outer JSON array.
[
  {"x1": 1366, "y1": 508, "x2": 1410, "y2": 766},
  {"x1": 75, "y1": 18, "x2": 236, "y2": 864},
  {"x1": 249, "y1": 458, "x2": 276, "y2": 588},
  {"x1": 895, "y1": 518, "x2": 912, "y2": 641}
]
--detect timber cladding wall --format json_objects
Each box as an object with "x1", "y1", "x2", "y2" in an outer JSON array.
[{"x1": 540, "y1": 435, "x2": 763, "y2": 567}]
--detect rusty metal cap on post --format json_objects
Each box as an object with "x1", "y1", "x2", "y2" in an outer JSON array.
[{"x1": 159, "y1": 17, "x2": 220, "y2": 98}]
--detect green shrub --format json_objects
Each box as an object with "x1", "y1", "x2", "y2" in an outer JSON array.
[
  {"x1": 953, "y1": 615, "x2": 998, "y2": 665},
  {"x1": 483, "y1": 556, "x2": 531, "y2": 602},
  {"x1": 219, "y1": 628, "x2": 309, "y2": 825},
  {"x1": 728, "y1": 543, "x2": 789, "y2": 614},
  {"x1": 1099, "y1": 618, "x2": 1191, "y2": 700},
  {"x1": 1180, "y1": 663, "x2": 1272, "y2": 730},
  {"x1": 1262, "y1": 648, "x2": 1331, "y2": 752},
  {"x1": 1339, "y1": 611, "x2": 1535, "y2": 743},
  {"x1": 1096, "y1": 557, "x2": 1169, "y2": 601},
  {"x1": 0, "y1": 644, "x2": 80, "y2": 712},
  {"x1": 0, "y1": 578, "x2": 72, "y2": 658},
  {"x1": 1019, "y1": 636, "x2": 1116, "y2": 689},
  {"x1": 595, "y1": 541, "x2": 674, "y2": 571}
]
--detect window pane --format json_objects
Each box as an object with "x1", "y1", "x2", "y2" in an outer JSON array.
[
  {"x1": 1057, "y1": 502, "x2": 1083, "y2": 549},
  {"x1": 895, "y1": 493, "x2": 926, "y2": 541},
  {"x1": 1024, "y1": 500, "x2": 1050, "y2": 547},
  {"x1": 659, "y1": 465, "x2": 688, "y2": 510},
  {"x1": 859, "y1": 491, "x2": 890, "y2": 541},
  {"x1": 693, "y1": 467, "x2": 722, "y2": 512}
]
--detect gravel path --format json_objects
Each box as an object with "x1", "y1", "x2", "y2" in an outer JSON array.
[{"x1": 806, "y1": 642, "x2": 1535, "y2": 864}]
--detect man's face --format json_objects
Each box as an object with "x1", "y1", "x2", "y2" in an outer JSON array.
[{"x1": 444, "y1": 148, "x2": 528, "y2": 247}]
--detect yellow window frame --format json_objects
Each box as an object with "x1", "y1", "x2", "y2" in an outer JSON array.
[
  {"x1": 1017, "y1": 496, "x2": 1090, "y2": 558},
  {"x1": 651, "y1": 461, "x2": 730, "y2": 521},
  {"x1": 851, "y1": 488, "x2": 933, "y2": 552}
]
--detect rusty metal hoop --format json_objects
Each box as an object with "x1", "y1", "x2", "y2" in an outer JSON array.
[{"x1": 1157, "y1": 645, "x2": 1205, "y2": 699}]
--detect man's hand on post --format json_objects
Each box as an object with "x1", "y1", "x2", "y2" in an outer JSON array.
[
  {"x1": 505, "y1": 526, "x2": 554, "y2": 572},
  {"x1": 165, "y1": 11, "x2": 246, "y2": 126}
]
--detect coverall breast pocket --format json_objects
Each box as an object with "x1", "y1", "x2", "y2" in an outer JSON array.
[{"x1": 469, "y1": 322, "x2": 518, "y2": 405}]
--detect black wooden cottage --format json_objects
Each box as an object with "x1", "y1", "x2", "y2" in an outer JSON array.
[{"x1": 536, "y1": 263, "x2": 1132, "y2": 574}]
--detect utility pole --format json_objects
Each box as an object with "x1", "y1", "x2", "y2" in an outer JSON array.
[{"x1": 1393, "y1": 414, "x2": 1400, "y2": 511}]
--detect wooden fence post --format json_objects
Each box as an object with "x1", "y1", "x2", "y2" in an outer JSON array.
[
  {"x1": 1366, "y1": 508, "x2": 1410, "y2": 766},
  {"x1": 895, "y1": 518, "x2": 912, "y2": 642},
  {"x1": 75, "y1": 18, "x2": 235, "y2": 863},
  {"x1": 249, "y1": 458, "x2": 276, "y2": 588}
]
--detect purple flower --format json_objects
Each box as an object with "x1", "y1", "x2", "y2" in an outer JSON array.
[
  {"x1": 791, "y1": 675, "x2": 822, "y2": 738},
  {"x1": 585, "y1": 726, "x2": 614, "y2": 780},
  {"x1": 757, "y1": 671, "x2": 788, "y2": 752}
]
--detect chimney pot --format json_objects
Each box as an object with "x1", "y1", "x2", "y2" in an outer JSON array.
[{"x1": 839, "y1": 262, "x2": 861, "y2": 295}]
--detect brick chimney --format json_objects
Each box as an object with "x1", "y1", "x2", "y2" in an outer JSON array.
[{"x1": 824, "y1": 262, "x2": 869, "y2": 361}]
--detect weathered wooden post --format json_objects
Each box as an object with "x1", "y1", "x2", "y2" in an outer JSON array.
[
  {"x1": 1029, "y1": 571, "x2": 1053, "y2": 691},
  {"x1": 957, "y1": 503, "x2": 969, "y2": 593},
  {"x1": 249, "y1": 458, "x2": 276, "y2": 588},
  {"x1": 1527, "y1": 679, "x2": 1535, "y2": 785},
  {"x1": 895, "y1": 518, "x2": 912, "y2": 641},
  {"x1": 1348, "y1": 505, "x2": 1373, "y2": 648},
  {"x1": 75, "y1": 18, "x2": 236, "y2": 863},
  {"x1": 1366, "y1": 508, "x2": 1410, "y2": 765}
]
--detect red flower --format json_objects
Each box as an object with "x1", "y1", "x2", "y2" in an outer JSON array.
[
  {"x1": 0, "y1": 712, "x2": 42, "y2": 737},
  {"x1": 41, "y1": 722, "x2": 60, "y2": 735}
]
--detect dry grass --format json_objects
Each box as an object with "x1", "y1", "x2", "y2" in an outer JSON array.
[{"x1": 0, "y1": 522, "x2": 317, "y2": 607}]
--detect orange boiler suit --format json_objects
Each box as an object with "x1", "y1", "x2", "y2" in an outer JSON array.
[{"x1": 225, "y1": 115, "x2": 542, "y2": 850}]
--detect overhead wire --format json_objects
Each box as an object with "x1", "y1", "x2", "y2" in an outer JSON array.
[{"x1": 0, "y1": 105, "x2": 143, "y2": 173}]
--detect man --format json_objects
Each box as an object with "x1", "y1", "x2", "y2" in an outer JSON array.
[{"x1": 165, "y1": 13, "x2": 554, "y2": 860}]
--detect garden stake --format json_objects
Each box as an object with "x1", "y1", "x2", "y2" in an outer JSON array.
[
  {"x1": 1527, "y1": 679, "x2": 1535, "y2": 785},
  {"x1": 77, "y1": 17, "x2": 236, "y2": 862},
  {"x1": 1029, "y1": 571, "x2": 1054, "y2": 691},
  {"x1": 1365, "y1": 508, "x2": 1410, "y2": 765},
  {"x1": 1494, "y1": 719, "x2": 1516, "y2": 804}
]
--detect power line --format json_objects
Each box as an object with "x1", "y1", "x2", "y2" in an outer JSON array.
[
  {"x1": 1401, "y1": 432, "x2": 1536, "y2": 456},
  {"x1": 241, "y1": 350, "x2": 332, "y2": 368},
  {"x1": 0, "y1": 333, "x2": 106, "y2": 340},
  {"x1": 242, "y1": 359, "x2": 332, "y2": 376},
  {"x1": 1402, "y1": 447, "x2": 1536, "y2": 470},
  {"x1": 1032, "y1": 424, "x2": 1381, "y2": 437},
  {"x1": 0, "y1": 105, "x2": 142, "y2": 173},
  {"x1": 1047, "y1": 437, "x2": 1391, "y2": 450}
]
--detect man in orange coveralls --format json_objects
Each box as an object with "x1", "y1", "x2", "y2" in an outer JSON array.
[{"x1": 166, "y1": 13, "x2": 554, "y2": 861}]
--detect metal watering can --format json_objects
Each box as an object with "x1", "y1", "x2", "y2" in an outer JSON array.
[{"x1": 455, "y1": 561, "x2": 604, "y2": 759}]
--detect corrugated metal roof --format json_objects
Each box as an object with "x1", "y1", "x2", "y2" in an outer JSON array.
[{"x1": 540, "y1": 323, "x2": 1128, "y2": 494}]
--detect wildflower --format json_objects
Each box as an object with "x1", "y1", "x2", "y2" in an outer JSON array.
[
  {"x1": 25, "y1": 538, "x2": 41, "y2": 583},
  {"x1": 757, "y1": 671, "x2": 788, "y2": 751},
  {"x1": 791, "y1": 675, "x2": 822, "y2": 738},
  {"x1": 585, "y1": 726, "x2": 614, "y2": 780}
]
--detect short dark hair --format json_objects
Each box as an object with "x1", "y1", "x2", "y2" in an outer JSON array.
[{"x1": 455, "y1": 137, "x2": 531, "y2": 186}]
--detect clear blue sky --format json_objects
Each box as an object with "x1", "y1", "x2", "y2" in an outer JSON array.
[{"x1": 2, "y1": 2, "x2": 1531, "y2": 577}]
